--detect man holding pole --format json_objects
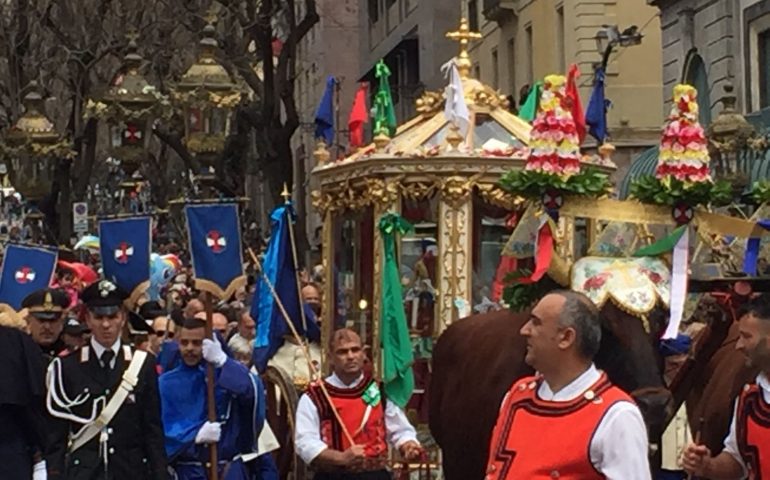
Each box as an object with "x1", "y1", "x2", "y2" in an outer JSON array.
[
  {"x1": 45, "y1": 279, "x2": 167, "y2": 480},
  {"x1": 681, "y1": 295, "x2": 770, "y2": 479},
  {"x1": 159, "y1": 317, "x2": 265, "y2": 480},
  {"x1": 295, "y1": 328, "x2": 422, "y2": 479}
]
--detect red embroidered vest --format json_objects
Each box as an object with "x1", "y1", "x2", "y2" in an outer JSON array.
[
  {"x1": 485, "y1": 372, "x2": 633, "y2": 480},
  {"x1": 306, "y1": 375, "x2": 388, "y2": 458},
  {"x1": 736, "y1": 383, "x2": 770, "y2": 479}
]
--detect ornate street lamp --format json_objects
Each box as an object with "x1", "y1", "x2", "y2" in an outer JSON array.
[
  {"x1": 707, "y1": 83, "x2": 761, "y2": 196},
  {"x1": 0, "y1": 81, "x2": 75, "y2": 210},
  {"x1": 171, "y1": 18, "x2": 242, "y2": 182},
  {"x1": 86, "y1": 34, "x2": 169, "y2": 180}
]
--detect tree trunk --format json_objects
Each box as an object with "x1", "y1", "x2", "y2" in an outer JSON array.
[{"x1": 58, "y1": 159, "x2": 73, "y2": 243}]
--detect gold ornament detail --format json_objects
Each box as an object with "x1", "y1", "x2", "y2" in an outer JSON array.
[
  {"x1": 476, "y1": 183, "x2": 523, "y2": 210},
  {"x1": 439, "y1": 175, "x2": 477, "y2": 208}
]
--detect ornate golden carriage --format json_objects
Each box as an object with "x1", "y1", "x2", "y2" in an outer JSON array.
[{"x1": 308, "y1": 21, "x2": 617, "y2": 449}]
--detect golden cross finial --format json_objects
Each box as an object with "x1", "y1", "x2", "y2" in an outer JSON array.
[
  {"x1": 125, "y1": 29, "x2": 140, "y2": 43},
  {"x1": 281, "y1": 182, "x2": 292, "y2": 204},
  {"x1": 204, "y1": 6, "x2": 218, "y2": 25},
  {"x1": 446, "y1": 18, "x2": 481, "y2": 78}
]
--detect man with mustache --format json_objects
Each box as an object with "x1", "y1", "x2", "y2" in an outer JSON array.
[
  {"x1": 682, "y1": 294, "x2": 770, "y2": 479},
  {"x1": 22, "y1": 288, "x2": 70, "y2": 362}
]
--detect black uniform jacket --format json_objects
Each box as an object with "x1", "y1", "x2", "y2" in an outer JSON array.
[{"x1": 46, "y1": 343, "x2": 168, "y2": 480}]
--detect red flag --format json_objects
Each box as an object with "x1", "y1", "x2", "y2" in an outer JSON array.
[
  {"x1": 566, "y1": 64, "x2": 586, "y2": 143},
  {"x1": 348, "y1": 83, "x2": 369, "y2": 149}
]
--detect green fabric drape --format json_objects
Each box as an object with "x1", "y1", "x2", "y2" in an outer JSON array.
[
  {"x1": 519, "y1": 81, "x2": 543, "y2": 122},
  {"x1": 374, "y1": 60, "x2": 397, "y2": 137},
  {"x1": 378, "y1": 212, "x2": 415, "y2": 408},
  {"x1": 633, "y1": 225, "x2": 687, "y2": 257}
]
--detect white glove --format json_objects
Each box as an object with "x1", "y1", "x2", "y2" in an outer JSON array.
[
  {"x1": 33, "y1": 460, "x2": 47, "y2": 480},
  {"x1": 195, "y1": 421, "x2": 222, "y2": 444},
  {"x1": 202, "y1": 336, "x2": 227, "y2": 368}
]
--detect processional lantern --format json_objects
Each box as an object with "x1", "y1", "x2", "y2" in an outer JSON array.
[
  {"x1": 0, "y1": 81, "x2": 75, "y2": 206},
  {"x1": 707, "y1": 83, "x2": 761, "y2": 195},
  {"x1": 171, "y1": 17, "x2": 242, "y2": 181},
  {"x1": 88, "y1": 33, "x2": 168, "y2": 178}
]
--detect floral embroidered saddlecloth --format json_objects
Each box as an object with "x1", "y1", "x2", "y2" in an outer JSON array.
[{"x1": 571, "y1": 256, "x2": 671, "y2": 314}]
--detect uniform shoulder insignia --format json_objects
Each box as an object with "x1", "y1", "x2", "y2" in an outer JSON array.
[
  {"x1": 80, "y1": 346, "x2": 90, "y2": 363},
  {"x1": 123, "y1": 345, "x2": 133, "y2": 361}
]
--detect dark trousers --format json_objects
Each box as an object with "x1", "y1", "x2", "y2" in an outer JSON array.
[
  {"x1": 658, "y1": 470, "x2": 686, "y2": 480},
  {"x1": 313, "y1": 470, "x2": 392, "y2": 480}
]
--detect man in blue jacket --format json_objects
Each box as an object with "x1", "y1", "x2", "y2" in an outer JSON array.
[{"x1": 159, "y1": 318, "x2": 266, "y2": 479}]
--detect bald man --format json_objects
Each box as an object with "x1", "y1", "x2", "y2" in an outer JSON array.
[{"x1": 193, "y1": 311, "x2": 228, "y2": 337}]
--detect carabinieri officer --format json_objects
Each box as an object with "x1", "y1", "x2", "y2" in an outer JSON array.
[{"x1": 45, "y1": 279, "x2": 167, "y2": 480}]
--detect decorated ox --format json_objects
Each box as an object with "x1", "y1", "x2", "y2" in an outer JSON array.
[{"x1": 429, "y1": 300, "x2": 673, "y2": 480}]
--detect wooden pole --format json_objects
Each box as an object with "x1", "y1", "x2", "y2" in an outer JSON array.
[
  {"x1": 248, "y1": 248, "x2": 356, "y2": 446},
  {"x1": 203, "y1": 292, "x2": 219, "y2": 480},
  {"x1": 281, "y1": 183, "x2": 309, "y2": 333}
]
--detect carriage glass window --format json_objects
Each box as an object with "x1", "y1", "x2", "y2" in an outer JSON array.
[
  {"x1": 472, "y1": 194, "x2": 515, "y2": 313},
  {"x1": 331, "y1": 208, "x2": 374, "y2": 348},
  {"x1": 399, "y1": 193, "x2": 438, "y2": 430},
  {"x1": 421, "y1": 114, "x2": 524, "y2": 150}
]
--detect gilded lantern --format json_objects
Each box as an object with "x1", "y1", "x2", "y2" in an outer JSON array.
[
  {"x1": 87, "y1": 35, "x2": 168, "y2": 177},
  {"x1": 0, "y1": 82, "x2": 74, "y2": 202},
  {"x1": 172, "y1": 20, "x2": 242, "y2": 176},
  {"x1": 707, "y1": 83, "x2": 758, "y2": 193}
]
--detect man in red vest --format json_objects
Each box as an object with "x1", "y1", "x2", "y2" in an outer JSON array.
[
  {"x1": 485, "y1": 290, "x2": 650, "y2": 479},
  {"x1": 681, "y1": 294, "x2": 770, "y2": 479},
  {"x1": 295, "y1": 328, "x2": 422, "y2": 479}
]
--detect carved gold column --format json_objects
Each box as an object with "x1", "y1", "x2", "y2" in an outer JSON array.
[
  {"x1": 368, "y1": 178, "x2": 400, "y2": 377},
  {"x1": 555, "y1": 215, "x2": 575, "y2": 264},
  {"x1": 320, "y1": 207, "x2": 333, "y2": 376},
  {"x1": 437, "y1": 176, "x2": 473, "y2": 333}
]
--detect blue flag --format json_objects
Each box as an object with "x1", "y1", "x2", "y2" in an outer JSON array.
[
  {"x1": 99, "y1": 217, "x2": 151, "y2": 306},
  {"x1": 185, "y1": 203, "x2": 246, "y2": 299},
  {"x1": 314, "y1": 76, "x2": 336, "y2": 146},
  {"x1": 585, "y1": 66, "x2": 609, "y2": 144},
  {"x1": 743, "y1": 219, "x2": 770, "y2": 276},
  {"x1": 0, "y1": 244, "x2": 58, "y2": 309},
  {"x1": 252, "y1": 203, "x2": 320, "y2": 372}
]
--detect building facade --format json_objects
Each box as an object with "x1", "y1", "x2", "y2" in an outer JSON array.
[
  {"x1": 652, "y1": 0, "x2": 770, "y2": 120},
  {"x1": 468, "y1": 0, "x2": 665, "y2": 180},
  {"x1": 290, "y1": 0, "x2": 361, "y2": 258},
  {"x1": 359, "y1": 0, "x2": 461, "y2": 122}
]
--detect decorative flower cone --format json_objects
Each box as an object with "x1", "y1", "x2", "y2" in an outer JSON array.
[
  {"x1": 656, "y1": 84, "x2": 711, "y2": 183},
  {"x1": 525, "y1": 74, "x2": 581, "y2": 177}
]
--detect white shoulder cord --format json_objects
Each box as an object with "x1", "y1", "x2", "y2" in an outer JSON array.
[{"x1": 46, "y1": 357, "x2": 104, "y2": 426}]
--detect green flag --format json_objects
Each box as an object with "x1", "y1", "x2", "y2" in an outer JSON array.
[
  {"x1": 519, "y1": 81, "x2": 543, "y2": 122},
  {"x1": 633, "y1": 225, "x2": 687, "y2": 257},
  {"x1": 373, "y1": 60, "x2": 397, "y2": 137},
  {"x1": 378, "y1": 212, "x2": 415, "y2": 408}
]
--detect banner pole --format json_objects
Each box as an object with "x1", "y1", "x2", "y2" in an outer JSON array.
[{"x1": 203, "y1": 292, "x2": 219, "y2": 480}]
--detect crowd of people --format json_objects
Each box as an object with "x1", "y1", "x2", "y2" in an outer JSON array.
[{"x1": 0, "y1": 236, "x2": 382, "y2": 480}]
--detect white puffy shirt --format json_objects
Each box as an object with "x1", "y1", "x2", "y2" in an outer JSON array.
[{"x1": 294, "y1": 373, "x2": 418, "y2": 465}]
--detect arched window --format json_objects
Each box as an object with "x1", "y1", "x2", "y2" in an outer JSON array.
[{"x1": 683, "y1": 51, "x2": 712, "y2": 125}]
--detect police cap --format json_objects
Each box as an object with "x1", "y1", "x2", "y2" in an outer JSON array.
[
  {"x1": 81, "y1": 280, "x2": 129, "y2": 316},
  {"x1": 21, "y1": 288, "x2": 70, "y2": 320}
]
